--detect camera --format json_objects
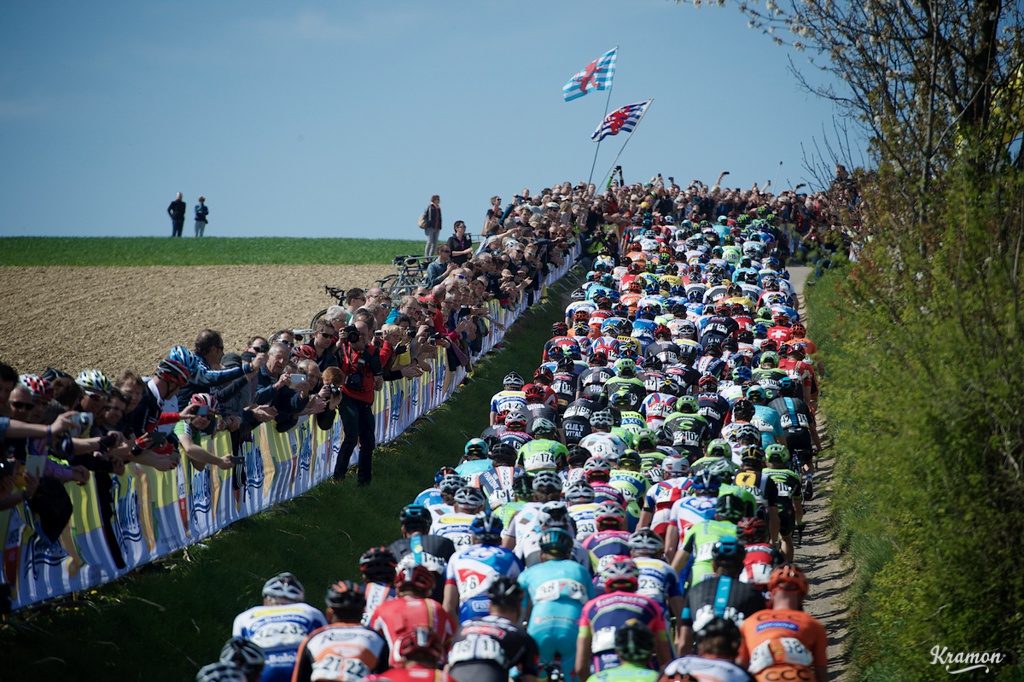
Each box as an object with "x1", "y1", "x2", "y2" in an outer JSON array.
[
  {"x1": 70, "y1": 413, "x2": 94, "y2": 437},
  {"x1": 328, "y1": 384, "x2": 342, "y2": 397},
  {"x1": 289, "y1": 374, "x2": 307, "y2": 387},
  {"x1": 343, "y1": 325, "x2": 362, "y2": 344}
]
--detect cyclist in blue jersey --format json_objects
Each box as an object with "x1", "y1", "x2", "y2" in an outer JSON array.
[
  {"x1": 442, "y1": 511, "x2": 524, "y2": 625},
  {"x1": 455, "y1": 438, "x2": 493, "y2": 482},
  {"x1": 413, "y1": 466, "x2": 458, "y2": 508},
  {"x1": 519, "y1": 527, "x2": 595, "y2": 680},
  {"x1": 231, "y1": 573, "x2": 327, "y2": 682}
]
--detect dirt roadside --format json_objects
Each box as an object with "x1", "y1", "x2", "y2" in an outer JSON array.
[
  {"x1": 787, "y1": 265, "x2": 852, "y2": 680},
  {"x1": 0, "y1": 264, "x2": 390, "y2": 377}
]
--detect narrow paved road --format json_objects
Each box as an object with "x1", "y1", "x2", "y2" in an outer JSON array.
[{"x1": 786, "y1": 267, "x2": 851, "y2": 680}]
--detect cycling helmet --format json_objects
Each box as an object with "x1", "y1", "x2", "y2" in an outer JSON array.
[
  {"x1": 690, "y1": 470, "x2": 722, "y2": 495},
  {"x1": 504, "y1": 411, "x2": 528, "y2": 430},
  {"x1": 219, "y1": 638, "x2": 265, "y2": 679},
  {"x1": 613, "y1": 358, "x2": 636, "y2": 377},
  {"x1": 694, "y1": 616, "x2": 742, "y2": 647},
  {"x1": 75, "y1": 369, "x2": 113, "y2": 396},
  {"x1": 454, "y1": 486, "x2": 486, "y2": 511},
  {"x1": 698, "y1": 375, "x2": 719, "y2": 391},
  {"x1": 615, "y1": 620, "x2": 655, "y2": 663},
  {"x1": 394, "y1": 565, "x2": 436, "y2": 593},
  {"x1": 530, "y1": 417, "x2": 558, "y2": 439},
  {"x1": 765, "y1": 443, "x2": 791, "y2": 464},
  {"x1": 503, "y1": 372, "x2": 525, "y2": 390},
  {"x1": 564, "y1": 481, "x2": 595, "y2": 505},
  {"x1": 761, "y1": 339, "x2": 779, "y2": 351},
  {"x1": 359, "y1": 546, "x2": 398, "y2": 581},
  {"x1": 155, "y1": 358, "x2": 191, "y2": 386},
  {"x1": 539, "y1": 527, "x2": 575, "y2": 559},
  {"x1": 716, "y1": 494, "x2": 746, "y2": 523},
  {"x1": 778, "y1": 376, "x2": 797, "y2": 395},
  {"x1": 571, "y1": 288, "x2": 587, "y2": 301},
  {"x1": 676, "y1": 395, "x2": 699, "y2": 414},
  {"x1": 487, "y1": 576, "x2": 525, "y2": 608},
  {"x1": 711, "y1": 536, "x2": 744, "y2": 567},
  {"x1": 791, "y1": 322, "x2": 807, "y2": 337},
  {"x1": 618, "y1": 449, "x2": 641, "y2": 470},
  {"x1": 399, "y1": 503, "x2": 432, "y2": 530},
  {"x1": 537, "y1": 500, "x2": 571, "y2": 528},
  {"x1": 438, "y1": 473, "x2": 465, "y2": 495},
  {"x1": 533, "y1": 367, "x2": 555, "y2": 383},
  {"x1": 590, "y1": 409, "x2": 614, "y2": 429},
  {"x1": 325, "y1": 579, "x2": 366, "y2": 612},
  {"x1": 433, "y1": 466, "x2": 457, "y2": 485},
  {"x1": 489, "y1": 442, "x2": 518, "y2": 466},
  {"x1": 737, "y1": 516, "x2": 769, "y2": 543},
  {"x1": 583, "y1": 456, "x2": 612, "y2": 483},
  {"x1": 195, "y1": 662, "x2": 246, "y2": 682},
  {"x1": 262, "y1": 572, "x2": 305, "y2": 602},
  {"x1": 291, "y1": 344, "x2": 317, "y2": 361},
  {"x1": 705, "y1": 457, "x2": 737, "y2": 484},
  {"x1": 512, "y1": 472, "x2": 533, "y2": 498},
  {"x1": 768, "y1": 563, "x2": 810, "y2": 596},
  {"x1": 628, "y1": 528, "x2": 665, "y2": 556},
  {"x1": 746, "y1": 385, "x2": 767, "y2": 402},
  {"x1": 168, "y1": 345, "x2": 201, "y2": 377},
  {"x1": 469, "y1": 511, "x2": 504, "y2": 543},
  {"x1": 653, "y1": 324, "x2": 672, "y2": 339},
  {"x1": 706, "y1": 439, "x2": 732, "y2": 459},
  {"x1": 190, "y1": 393, "x2": 219, "y2": 412},
  {"x1": 759, "y1": 351, "x2": 779, "y2": 367},
  {"x1": 661, "y1": 455, "x2": 690, "y2": 478},
  {"x1": 463, "y1": 438, "x2": 489, "y2": 459},
  {"x1": 524, "y1": 384, "x2": 546, "y2": 403},
  {"x1": 574, "y1": 309, "x2": 592, "y2": 323},
  {"x1": 732, "y1": 399, "x2": 755, "y2": 421},
  {"x1": 740, "y1": 445, "x2": 766, "y2": 467},
  {"x1": 731, "y1": 367, "x2": 753, "y2": 384},
  {"x1": 594, "y1": 500, "x2": 627, "y2": 529},
  {"x1": 552, "y1": 322, "x2": 569, "y2": 336},
  {"x1": 531, "y1": 470, "x2": 563, "y2": 493},
  {"x1": 567, "y1": 444, "x2": 592, "y2": 467},
  {"x1": 17, "y1": 374, "x2": 52, "y2": 400},
  {"x1": 600, "y1": 556, "x2": 640, "y2": 592},
  {"x1": 396, "y1": 627, "x2": 444, "y2": 662}
]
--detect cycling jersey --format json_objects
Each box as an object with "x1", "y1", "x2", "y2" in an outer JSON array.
[
  {"x1": 476, "y1": 465, "x2": 523, "y2": 509},
  {"x1": 232, "y1": 602, "x2": 327, "y2": 682},
  {"x1": 543, "y1": 336, "x2": 582, "y2": 362},
  {"x1": 363, "y1": 666, "x2": 456, "y2": 682},
  {"x1": 413, "y1": 487, "x2": 444, "y2": 509},
  {"x1": 740, "y1": 543, "x2": 778, "y2": 595},
  {"x1": 739, "y1": 609, "x2": 827, "y2": 679},
  {"x1": 518, "y1": 438, "x2": 568, "y2": 473},
  {"x1": 664, "y1": 414, "x2": 712, "y2": 461},
  {"x1": 669, "y1": 495, "x2": 718, "y2": 537},
  {"x1": 634, "y1": 556, "x2": 683, "y2": 612},
  {"x1": 292, "y1": 623, "x2": 388, "y2": 682},
  {"x1": 591, "y1": 661, "x2": 661, "y2": 682},
  {"x1": 579, "y1": 591, "x2": 668, "y2": 672},
  {"x1": 568, "y1": 502, "x2": 598, "y2": 541},
  {"x1": 445, "y1": 544, "x2": 524, "y2": 622},
  {"x1": 680, "y1": 574, "x2": 768, "y2": 633},
  {"x1": 499, "y1": 429, "x2": 532, "y2": 451},
  {"x1": 490, "y1": 390, "x2": 527, "y2": 421},
  {"x1": 447, "y1": 614, "x2": 540, "y2": 682},
  {"x1": 643, "y1": 478, "x2": 691, "y2": 537},
  {"x1": 681, "y1": 519, "x2": 739, "y2": 586},
  {"x1": 368, "y1": 597, "x2": 455, "y2": 668},
  {"x1": 430, "y1": 512, "x2": 476, "y2": 551},
  {"x1": 388, "y1": 534, "x2": 456, "y2": 603},
  {"x1": 582, "y1": 529, "x2": 632, "y2": 570},
  {"x1": 360, "y1": 582, "x2": 396, "y2": 626},
  {"x1": 518, "y1": 558, "x2": 595, "y2": 679},
  {"x1": 579, "y1": 432, "x2": 630, "y2": 460}
]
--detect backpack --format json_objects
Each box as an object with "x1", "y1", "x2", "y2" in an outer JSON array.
[{"x1": 418, "y1": 207, "x2": 429, "y2": 230}]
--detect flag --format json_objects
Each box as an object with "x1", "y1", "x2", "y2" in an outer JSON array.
[
  {"x1": 591, "y1": 100, "x2": 652, "y2": 142},
  {"x1": 563, "y1": 47, "x2": 617, "y2": 102}
]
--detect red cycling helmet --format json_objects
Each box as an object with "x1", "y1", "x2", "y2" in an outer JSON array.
[
  {"x1": 394, "y1": 565, "x2": 436, "y2": 594},
  {"x1": 524, "y1": 384, "x2": 546, "y2": 403},
  {"x1": 291, "y1": 344, "x2": 317, "y2": 361},
  {"x1": 18, "y1": 374, "x2": 53, "y2": 401}
]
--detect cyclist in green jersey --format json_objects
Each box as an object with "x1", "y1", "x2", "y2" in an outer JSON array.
[
  {"x1": 762, "y1": 444, "x2": 804, "y2": 563},
  {"x1": 497, "y1": 473, "x2": 533, "y2": 528},
  {"x1": 590, "y1": 620, "x2": 660, "y2": 682},
  {"x1": 671, "y1": 494, "x2": 745, "y2": 587}
]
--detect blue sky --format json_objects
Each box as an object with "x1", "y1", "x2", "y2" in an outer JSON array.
[{"x1": 0, "y1": 1, "x2": 864, "y2": 240}]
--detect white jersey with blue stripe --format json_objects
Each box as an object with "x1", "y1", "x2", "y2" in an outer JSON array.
[{"x1": 233, "y1": 602, "x2": 327, "y2": 681}]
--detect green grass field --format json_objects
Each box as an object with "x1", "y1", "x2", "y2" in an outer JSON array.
[
  {"x1": 0, "y1": 275, "x2": 578, "y2": 681},
  {"x1": 0, "y1": 237, "x2": 424, "y2": 266}
]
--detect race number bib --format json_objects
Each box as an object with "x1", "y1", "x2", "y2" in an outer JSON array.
[{"x1": 449, "y1": 635, "x2": 506, "y2": 666}]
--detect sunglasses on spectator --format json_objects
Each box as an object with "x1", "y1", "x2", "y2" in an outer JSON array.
[
  {"x1": 9, "y1": 401, "x2": 35, "y2": 411},
  {"x1": 319, "y1": 331, "x2": 339, "y2": 341},
  {"x1": 279, "y1": 340, "x2": 294, "y2": 347}
]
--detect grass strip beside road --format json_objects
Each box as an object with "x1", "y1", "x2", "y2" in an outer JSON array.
[
  {"x1": 0, "y1": 237, "x2": 424, "y2": 266},
  {"x1": 0, "y1": 276, "x2": 576, "y2": 682}
]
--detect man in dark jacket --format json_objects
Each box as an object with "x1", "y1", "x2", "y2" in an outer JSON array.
[{"x1": 167, "y1": 192, "x2": 186, "y2": 237}]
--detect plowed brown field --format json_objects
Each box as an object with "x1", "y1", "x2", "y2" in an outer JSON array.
[{"x1": 0, "y1": 264, "x2": 390, "y2": 376}]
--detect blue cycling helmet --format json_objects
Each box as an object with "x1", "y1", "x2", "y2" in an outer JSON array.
[
  {"x1": 690, "y1": 470, "x2": 722, "y2": 495},
  {"x1": 464, "y1": 438, "x2": 489, "y2": 458},
  {"x1": 167, "y1": 344, "x2": 201, "y2": 378},
  {"x1": 469, "y1": 512, "x2": 504, "y2": 544}
]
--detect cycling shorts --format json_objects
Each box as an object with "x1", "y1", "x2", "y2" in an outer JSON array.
[
  {"x1": 530, "y1": 619, "x2": 578, "y2": 678},
  {"x1": 777, "y1": 505, "x2": 795, "y2": 537},
  {"x1": 448, "y1": 661, "x2": 507, "y2": 682}
]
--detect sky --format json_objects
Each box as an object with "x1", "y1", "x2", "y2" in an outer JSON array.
[{"x1": 0, "y1": 1, "x2": 866, "y2": 240}]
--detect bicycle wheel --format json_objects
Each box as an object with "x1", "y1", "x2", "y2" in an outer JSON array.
[
  {"x1": 310, "y1": 308, "x2": 329, "y2": 329},
  {"x1": 375, "y1": 274, "x2": 400, "y2": 297}
]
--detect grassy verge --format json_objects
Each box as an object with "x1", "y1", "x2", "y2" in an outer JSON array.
[
  {"x1": 0, "y1": 237, "x2": 424, "y2": 266},
  {"x1": 0, "y1": 275, "x2": 578, "y2": 681}
]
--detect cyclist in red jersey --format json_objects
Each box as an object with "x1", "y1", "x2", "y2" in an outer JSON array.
[
  {"x1": 738, "y1": 564, "x2": 827, "y2": 682},
  {"x1": 363, "y1": 627, "x2": 456, "y2": 682},
  {"x1": 368, "y1": 566, "x2": 455, "y2": 669}
]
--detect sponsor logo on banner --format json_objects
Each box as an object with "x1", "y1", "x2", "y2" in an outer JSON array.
[
  {"x1": 111, "y1": 474, "x2": 143, "y2": 546},
  {"x1": 297, "y1": 424, "x2": 313, "y2": 474},
  {"x1": 3, "y1": 508, "x2": 26, "y2": 596},
  {"x1": 23, "y1": 529, "x2": 68, "y2": 580},
  {"x1": 246, "y1": 444, "x2": 266, "y2": 491},
  {"x1": 190, "y1": 467, "x2": 212, "y2": 528}
]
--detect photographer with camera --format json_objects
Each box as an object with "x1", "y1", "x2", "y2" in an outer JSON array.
[
  {"x1": 255, "y1": 342, "x2": 310, "y2": 430},
  {"x1": 333, "y1": 321, "x2": 383, "y2": 486}
]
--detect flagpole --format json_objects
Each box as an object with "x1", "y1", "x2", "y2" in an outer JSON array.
[
  {"x1": 600, "y1": 99, "x2": 653, "y2": 187},
  {"x1": 587, "y1": 45, "x2": 619, "y2": 186}
]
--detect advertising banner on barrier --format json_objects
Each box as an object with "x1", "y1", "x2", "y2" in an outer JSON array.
[{"x1": 1, "y1": 251, "x2": 576, "y2": 610}]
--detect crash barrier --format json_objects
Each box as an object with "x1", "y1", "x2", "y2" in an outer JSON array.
[{"x1": 2, "y1": 248, "x2": 577, "y2": 611}]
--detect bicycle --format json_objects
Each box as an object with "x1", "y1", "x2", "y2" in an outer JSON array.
[
  {"x1": 309, "y1": 286, "x2": 347, "y2": 329},
  {"x1": 375, "y1": 254, "x2": 436, "y2": 299}
]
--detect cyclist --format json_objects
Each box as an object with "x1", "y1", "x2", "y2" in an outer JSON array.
[
  {"x1": 627, "y1": 529, "x2": 683, "y2": 625},
  {"x1": 426, "y1": 472, "x2": 463, "y2": 520},
  {"x1": 475, "y1": 442, "x2": 523, "y2": 510},
  {"x1": 590, "y1": 620, "x2": 661, "y2": 682},
  {"x1": 496, "y1": 471, "x2": 532, "y2": 528},
  {"x1": 518, "y1": 527, "x2": 595, "y2": 681},
  {"x1": 670, "y1": 494, "x2": 744, "y2": 587},
  {"x1": 442, "y1": 511, "x2": 523, "y2": 625},
  {"x1": 388, "y1": 504, "x2": 456, "y2": 603},
  {"x1": 769, "y1": 377, "x2": 823, "y2": 500},
  {"x1": 446, "y1": 577, "x2": 541, "y2": 682},
  {"x1": 663, "y1": 471, "x2": 721, "y2": 564},
  {"x1": 736, "y1": 516, "x2": 778, "y2": 597},
  {"x1": 638, "y1": 455, "x2": 691, "y2": 537},
  {"x1": 292, "y1": 580, "x2": 388, "y2": 682},
  {"x1": 518, "y1": 418, "x2": 569, "y2": 473},
  {"x1": 357, "y1": 546, "x2": 398, "y2": 625},
  {"x1": 455, "y1": 438, "x2": 493, "y2": 481},
  {"x1": 695, "y1": 376, "x2": 730, "y2": 437},
  {"x1": 576, "y1": 557, "x2": 672, "y2": 680},
  {"x1": 677, "y1": 537, "x2": 767, "y2": 655},
  {"x1": 218, "y1": 638, "x2": 264, "y2": 682},
  {"x1": 738, "y1": 564, "x2": 827, "y2": 682},
  {"x1": 231, "y1": 573, "x2": 327, "y2": 682},
  {"x1": 660, "y1": 617, "x2": 752, "y2": 682},
  {"x1": 368, "y1": 565, "x2": 456, "y2": 669},
  {"x1": 582, "y1": 501, "x2": 633, "y2": 575},
  {"x1": 363, "y1": 627, "x2": 456, "y2": 682},
  {"x1": 413, "y1": 467, "x2": 457, "y2": 508},
  {"x1": 567, "y1": 479, "x2": 599, "y2": 541},
  {"x1": 431, "y1": 485, "x2": 487, "y2": 551},
  {"x1": 195, "y1": 662, "x2": 246, "y2": 682},
  {"x1": 499, "y1": 410, "x2": 534, "y2": 451},
  {"x1": 490, "y1": 372, "x2": 527, "y2": 426},
  {"x1": 663, "y1": 396, "x2": 712, "y2": 463},
  {"x1": 761, "y1": 444, "x2": 803, "y2": 563}
]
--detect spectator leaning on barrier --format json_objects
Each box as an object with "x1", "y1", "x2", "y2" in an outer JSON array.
[
  {"x1": 255, "y1": 342, "x2": 309, "y2": 431},
  {"x1": 333, "y1": 321, "x2": 383, "y2": 486}
]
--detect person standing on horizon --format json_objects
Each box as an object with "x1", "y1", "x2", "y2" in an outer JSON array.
[
  {"x1": 194, "y1": 196, "x2": 209, "y2": 237},
  {"x1": 423, "y1": 194, "x2": 442, "y2": 258},
  {"x1": 168, "y1": 192, "x2": 186, "y2": 237}
]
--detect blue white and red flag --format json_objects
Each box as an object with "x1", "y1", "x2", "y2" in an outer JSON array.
[
  {"x1": 591, "y1": 100, "x2": 652, "y2": 142},
  {"x1": 563, "y1": 47, "x2": 618, "y2": 102}
]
